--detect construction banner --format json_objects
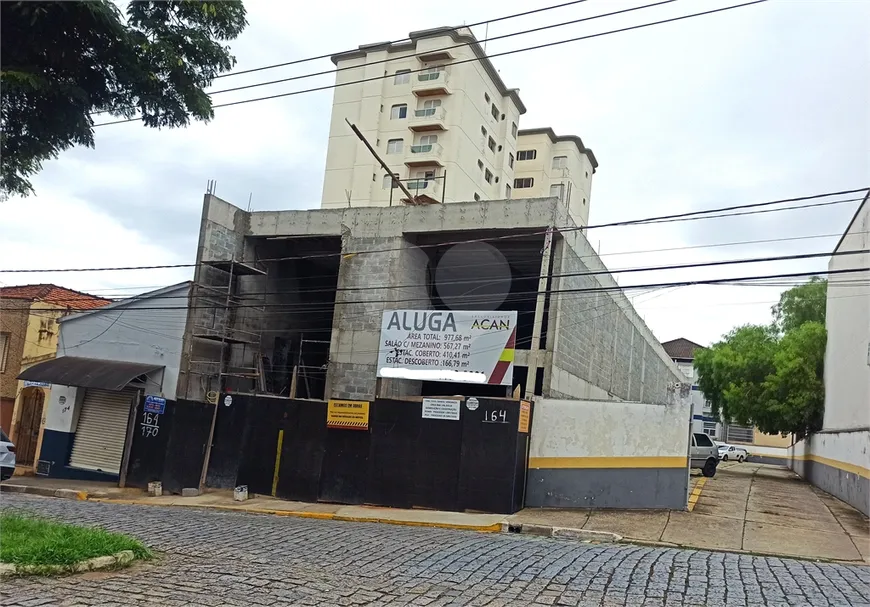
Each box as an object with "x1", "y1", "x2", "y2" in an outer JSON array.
[{"x1": 327, "y1": 399, "x2": 370, "y2": 430}]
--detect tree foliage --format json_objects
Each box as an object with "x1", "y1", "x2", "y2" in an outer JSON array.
[
  {"x1": 0, "y1": 1, "x2": 247, "y2": 197},
  {"x1": 772, "y1": 276, "x2": 827, "y2": 333},
  {"x1": 694, "y1": 280, "x2": 828, "y2": 439}
]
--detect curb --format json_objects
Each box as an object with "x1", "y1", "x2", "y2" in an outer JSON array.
[
  {"x1": 506, "y1": 522, "x2": 623, "y2": 543},
  {"x1": 87, "y1": 498, "x2": 506, "y2": 533},
  {"x1": 0, "y1": 484, "x2": 87, "y2": 501},
  {"x1": 0, "y1": 549, "x2": 135, "y2": 577}
]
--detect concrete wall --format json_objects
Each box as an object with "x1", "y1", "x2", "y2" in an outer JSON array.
[
  {"x1": 548, "y1": 227, "x2": 686, "y2": 405},
  {"x1": 527, "y1": 397, "x2": 691, "y2": 509},
  {"x1": 788, "y1": 430, "x2": 869, "y2": 515},
  {"x1": 746, "y1": 444, "x2": 790, "y2": 466},
  {"x1": 321, "y1": 28, "x2": 523, "y2": 208},
  {"x1": 196, "y1": 196, "x2": 683, "y2": 404},
  {"x1": 0, "y1": 301, "x2": 28, "y2": 401}
]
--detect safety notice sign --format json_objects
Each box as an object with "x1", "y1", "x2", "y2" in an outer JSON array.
[
  {"x1": 327, "y1": 400, "x2": 369, "y2": 430},
  {"x1": 518, "y1": 400, "x2": 531, "y2": 433},
  {"x1": 421, "y1": 398, "x2": 461, "y2": 421}
]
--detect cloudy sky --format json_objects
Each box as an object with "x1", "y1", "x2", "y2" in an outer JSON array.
[{"x1": 1, "y1": 0, "x2": 867, "y2": 346}]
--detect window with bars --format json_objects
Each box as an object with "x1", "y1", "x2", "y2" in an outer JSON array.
[{"x1": 726, "y1": 425, "x2": 754, "y2": 444}]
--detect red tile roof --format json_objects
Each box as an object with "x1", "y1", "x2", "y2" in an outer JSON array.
[
  {"x1": 0, "y1": 284, "x2": 110, "y2": 310},
  {"x1": 661, "y1": 337, "x2": 706, "y2": 360}
]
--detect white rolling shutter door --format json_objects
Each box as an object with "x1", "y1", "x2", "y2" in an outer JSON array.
[{"x1": 69, "y1": 389, "x2": 135, "y2": 474}]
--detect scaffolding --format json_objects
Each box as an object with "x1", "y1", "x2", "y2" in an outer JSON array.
[{"x1": 186, "y1": 257, "x2": 267, "y2": 399}]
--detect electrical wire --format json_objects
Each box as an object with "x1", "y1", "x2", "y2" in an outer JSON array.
[
  {"x1": 93, "y1": 0, "x2": 769, "y2": 128},
  {"x1": 2, "y1": 187, "x2": 862, "y2": 275},
  {"x1": 1, "y1": 248, "x2": 863, "y2": 305},
  {"x1": 2, "y1": 267, "x2": 865, "y2": 314}
]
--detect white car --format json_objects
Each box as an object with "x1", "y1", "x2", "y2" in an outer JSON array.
[
  {"x1": 0, "y1": 428, "x2": 15, "y2": 481},
  {"x1": 718, "y1": 443, "x2": 749, "y2": 463}
]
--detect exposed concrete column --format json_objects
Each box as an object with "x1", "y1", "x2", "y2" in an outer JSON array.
[{"x1": 525, "y1": 227, "x2": 554, "y2": 399}]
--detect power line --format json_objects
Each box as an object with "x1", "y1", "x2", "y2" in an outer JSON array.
[
  {"x1": 2, "y1": 248, "x2": 863, "y2": 305},
  {"x1": 93, "y1": 0, "x2": 769, "y2": 128},
  {"x1": 93, "y1": 0, "x2": 674, "y2": 116},
  {"x1": 3, "y1": 267, "x2": 866, "y2": 314},
  {"x1": 1, "y1": 187, "x2": 862, "y2": 275}
]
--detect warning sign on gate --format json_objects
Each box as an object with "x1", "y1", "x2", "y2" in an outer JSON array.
[
  {"x1": 518, "y1": 400, "x2": 531, "y2": 433},
  {"x1": 327, "y1": 400, "x2": 370, "y2": 430}
]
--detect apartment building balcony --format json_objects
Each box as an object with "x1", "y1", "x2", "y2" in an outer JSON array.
[
  {"x1": 412, "y1": 70, "x2": 451, "y2": 96},
  {"x1": 406, "y1": 177, "x2": 442, "y2": 197},
  {"x1": 405, "y1": 142, "x2": 444, "y2": 167},
  {"x1": 409, "y1": 107, "x2": 448, "y2": 132}
]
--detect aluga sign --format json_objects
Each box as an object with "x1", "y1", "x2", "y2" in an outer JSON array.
[{"x1": 377, "y1": 310, "x2": 518, "y2": 385}]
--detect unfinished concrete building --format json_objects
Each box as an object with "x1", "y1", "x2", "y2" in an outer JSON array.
[{"x1": 178, "y1": 195, "x2": 684, "y2": 404}]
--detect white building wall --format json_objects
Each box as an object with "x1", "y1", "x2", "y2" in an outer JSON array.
[
  {"x1": 823, "y1": 198, "x2": 870, "y2": 431},
  {"x1": 513, "y1": 130, "x2": 595, "y2": 225},
  {"x1": 57, "y1": 283, "x2": 191, "y2": 400},
  {"x1": 526, "y1": 398, "x2": 691, "y2": 509}
]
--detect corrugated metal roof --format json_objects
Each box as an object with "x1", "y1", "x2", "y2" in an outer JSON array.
[
  {"x1": 17, "y1": 356, "x2": 163, "y2": 391},
  {"x1": 0, "y1": 284, "x2": 110, "y2": 310}
]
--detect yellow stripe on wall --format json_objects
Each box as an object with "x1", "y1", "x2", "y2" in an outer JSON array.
[
  {"x1": 790, "y1": 453, "x2": 870, "y2": 479},
  {"x1": 529, "y1": 456, "x2": 687, "y2": 469}
]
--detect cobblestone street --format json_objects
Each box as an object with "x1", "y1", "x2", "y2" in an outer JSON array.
[{"x1": 2, "y1": 494, "x2": 869, "y2": 607}]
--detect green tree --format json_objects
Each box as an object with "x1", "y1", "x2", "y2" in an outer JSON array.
[
  {"x1": 772, "y1": 276, "x2": 827, "y2": 333},
  {"x1": 1, "y1": 0, "x2": 247, "y2": 197},
  {"x1": 695, "y1": 280, "x2": 829, "y2": 439}
]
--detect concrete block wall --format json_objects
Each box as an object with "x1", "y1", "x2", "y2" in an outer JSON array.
[{"x1": 547, "y1": 228, "x2": 684, "y2": 405}]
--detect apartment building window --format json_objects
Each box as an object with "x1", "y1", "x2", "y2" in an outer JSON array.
[
  {"x1": 517, "y1": 150, "x2": 537, "y2": 161},
  {"x1": 508, "y1": 152, "x2": 514, "y2": 168},
  {"x1": 477, "y1": 160, "x2": 484, "y2": 170},
  {"x1": 703, "y1": 422, "x2": 718, "y2": 437},
  {"x1": 419, "y1": 134, "x2": 438, "y2": 146},
  {"x1": 514, "y1": 177, "x2": 534, "y2": 189},
  {"x1": 491, "y1": 104, "x2": 499, "y2": 120},
  {"x1": 480, "y1": 126, "x2": 487, "y2": 138},
  {"x1": 506, "y1": 184, "x2": 512, "y2": 197},
  {"x1": 419, "y1": 66, "x2": 445, "y2": 81},
  {"x1": 0, "y1": 332, "x2": 8, "y2": 372},
  {"x1": 383, "y1": 174, "x2": 399, "y2": 189},
  {"x1": 484, "y1": 93, "x2": 491, "y2": 103},
  {"x1": 390, "y1": 104, "x2": 407, "y2": 119},
  {"x1": 394, "y1": 70, "x2": 411, "y2": 85},
  {"x1": 511, "y1": 122, "x2": 518, "y2": 138},
  {"x1": 387, "y1": 139, "x2": 403, "y2": 154},
  {"x1": 549, "y1": 183, "x2": 564, "y2": 200},
  {"x1": 418, "y1": 99, "x2": 442, "y2": 116},
  {"x1": 484, "y1": 169, "x2": 493, "y2": 184},
  {"x1": 487, "y1": 137, "x2": 496, "y2": 152},
  {"x1": 552, "y1": 156, "x2": 567, "y2": 169}
]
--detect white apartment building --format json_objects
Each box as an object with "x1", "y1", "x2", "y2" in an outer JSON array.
[
  {"x1": 512, "y1": 128, "x2": 598, "y2": 226},
  {"x1": 319, "y1": 27, "x2": 598, "y2": 223},
  {"x1": 321, "y1": 27, "x2": 526, "y2": 208}
]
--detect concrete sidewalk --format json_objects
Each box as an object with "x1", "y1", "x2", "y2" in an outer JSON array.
[{"x1": 3, "y1": 463, "x2": 867, "y2": 564}]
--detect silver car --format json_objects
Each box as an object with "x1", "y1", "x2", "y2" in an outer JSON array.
[
  {"x1": 0, "y1": 428, "x2": 15, "y2": 481},
  {"x1": 690, "y1": 432, "x2": 718, "y2": 478}
]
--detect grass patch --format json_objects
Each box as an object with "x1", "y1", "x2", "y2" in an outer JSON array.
[{"x1": 0, "y1": 512, "x2": 151, "y2": 567}]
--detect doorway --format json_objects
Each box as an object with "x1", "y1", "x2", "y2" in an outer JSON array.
[{"x1": 16, "y1": 388, "x2": 44, "y2": 466}]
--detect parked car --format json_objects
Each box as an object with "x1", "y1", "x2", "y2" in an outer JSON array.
[
  {"x1": 718, "y1": 443, "x2": 749, "y2": 463},
  {"x1": 0, "y1": 428, "x2": 15, "y2": 481},
  {"x1": 690, "y1": 432, "x2": 718, "y2": 477}
]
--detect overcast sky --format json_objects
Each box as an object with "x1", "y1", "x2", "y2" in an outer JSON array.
[{"x1": 1, "y1": 0, "x2": 867, "y2": 347}]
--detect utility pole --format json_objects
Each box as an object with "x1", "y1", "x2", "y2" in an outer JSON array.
[{"x1": 345, "y1": 119, "x2": 416, "y2": 203}]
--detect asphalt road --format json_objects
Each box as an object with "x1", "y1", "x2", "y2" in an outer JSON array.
[{"x1": 1, "y1": 494, "x2": 868, "y2": 607}]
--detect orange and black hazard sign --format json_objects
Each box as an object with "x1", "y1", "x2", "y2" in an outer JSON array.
[{"x1": 327, "y1": 399, "x2": 370, "y2": 430}]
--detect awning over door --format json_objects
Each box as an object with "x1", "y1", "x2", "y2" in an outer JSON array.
[{"x1": 18, "y1": 356, "x2": 163, "y2": 391}]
